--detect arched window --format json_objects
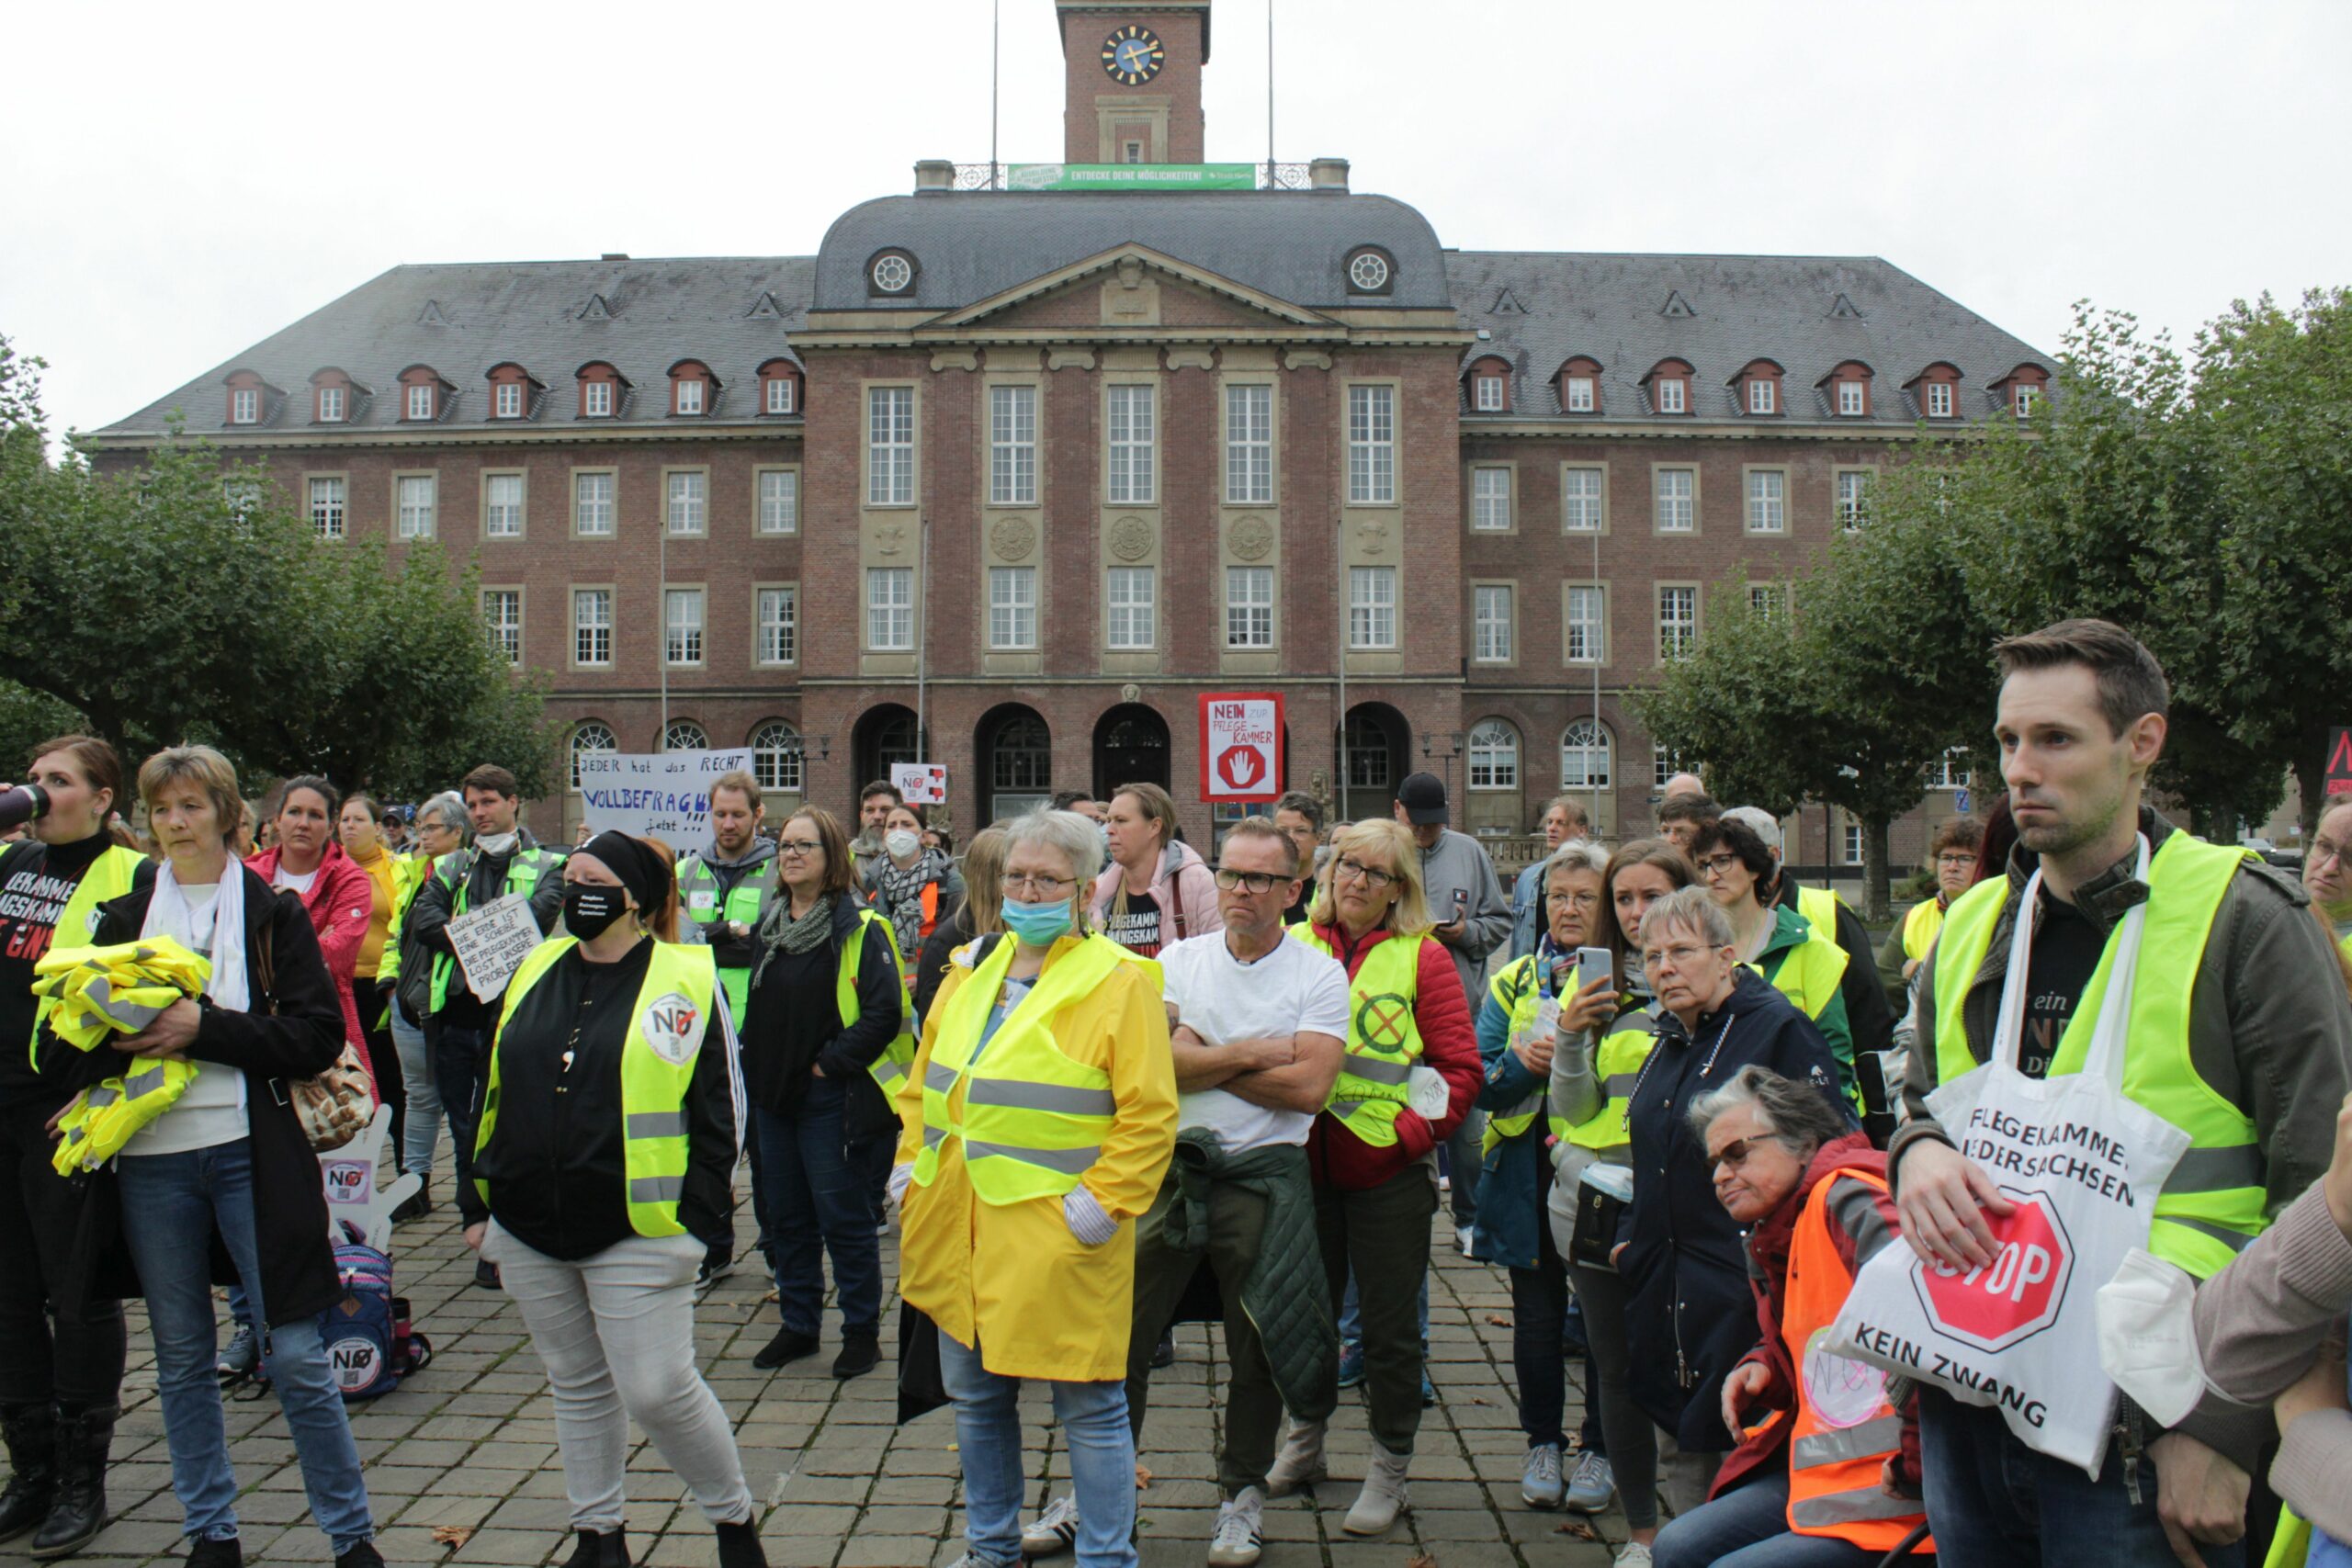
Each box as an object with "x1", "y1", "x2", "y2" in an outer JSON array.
[
  {"x1": 1561, "y1": 719, "x2": 1613, "y2": 790},
  {"x1": 992, "y1": 715, "x2": 1052, "y2": 793},
  {"x1": 1468, "y1": 719, "x2": 1520, "y2": 791},
  {"x1": 569, "y1": 721, "x2": 617, "y2": 791},
  {"x1": 662, "y1": 720, "x2": 708, "y2": 752},
  {"x1": 751, "y1": 721, "x2": 803, "y2": 792}
]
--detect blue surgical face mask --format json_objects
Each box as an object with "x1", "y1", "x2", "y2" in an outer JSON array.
[{"x1": 1002, "y1": 896, "x2": 1075, "y2": 946}]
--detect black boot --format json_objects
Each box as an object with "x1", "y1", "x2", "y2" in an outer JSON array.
[
  {"x1": 830, "y1": 1330, "x2": 879, "y2": 1381},
  {"x1": 0, "y1": 1403, "x2": 56, "y2": 1542},
  {"x1": 29, "y1": 1403, "x2": 115, "y2": 1560},
  {"x1": 714, "y1": 1518, "x2": 766, "y2": 1568},
  {"x1": 560, "y1": 1528, "x2": 629, "y2": 1568}
]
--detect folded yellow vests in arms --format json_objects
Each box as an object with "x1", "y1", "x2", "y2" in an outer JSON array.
[{"x1": 35, "y1": 939, "x2": 210, "y2": 1174}]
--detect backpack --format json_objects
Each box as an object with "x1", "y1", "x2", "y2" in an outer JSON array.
[{"x1": 316, "y1": 1238, "x2": 432, "y2": 1400}]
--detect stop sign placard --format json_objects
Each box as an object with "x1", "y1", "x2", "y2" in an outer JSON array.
[{"x1": 1911, "y1": 1189, "x2": 2074, "y2": 1353}]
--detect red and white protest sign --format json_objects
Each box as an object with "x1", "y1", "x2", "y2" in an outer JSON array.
[
  {"x1": 1198, "y1": 694, "x2": 1284, "y2": 803},
  {"x1": 891, "y1": 762, "x2": 948, "y2": 805},
  {"x1": 1912, "y1": 1192, "x2": 2074, "y2": 1352}
]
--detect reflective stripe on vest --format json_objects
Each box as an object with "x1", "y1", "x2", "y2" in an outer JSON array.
[
  {"x1": 1483, "y1": 953, "x2": 1574, "y2": 1153},
  {"x1": 1563, "y1": 1016, "x2": 1662, "y2": 1151},
  {"x1": 910, "y1": 931, "x2": 1148, "y2": 1204},
  {"x1": 430, "y1": 847, "x2": 559, "y2": 1012},
  {"x1": 1780, "y1": 1164, "x2": 1933, "y2": 1552},
  {"x1": 1901, "y1": 898, "x2": 1944, "y2": 965},
  {"x1": 842, "y1": 910, "x2": 918, "y2": 1102},
  {"x1": 475, "y1": 935, "x2": 717, "y2": 1238},
  {"x1": 28, "y1": 846, "x2": 146, "y2": 1065},
  {"x1": 1292, "y1": 923, "x2": 1425, "y2": 1148},
  {"x1": 1932, "y1": 832, "x2": 2261, "y2": 1279}
]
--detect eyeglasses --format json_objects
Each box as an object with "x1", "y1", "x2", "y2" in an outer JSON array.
[
  {"x1": 775, "y1": 839, "x2": 824, "y2": 857},
  {"x1": 1935, "y1": 853, "x2": 1976, "y2": 870},
  {"x1": 1333, "y1": 856, "x2": 1397, "y2": 890},
  {"x1": 1001, "y1": 874, "x2": 1079, "y2": 897},
  {"x1": 1214, "y1": 868, "x2": 1292, "y2": 895},
  {"x1": 1545, "y1": 891, "x2": 1601, "y2": 910},
  {"x1": 1640, "y1": 942, "x2": 1715, "y2": 971},
  {"x1": 2312, "y1": 839, "x2": 2347, "y2": 871},
  {"x1": 1695, "y1": 853, "x2": 1742, "y2": 877},
  {"x1": 1708, "y1": 1136, "x2": 1781, "y2": 1173}
]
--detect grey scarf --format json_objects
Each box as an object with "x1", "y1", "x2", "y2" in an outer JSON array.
[{"x1": 750, "y1": 890, "x2": 836, "y2": 989}]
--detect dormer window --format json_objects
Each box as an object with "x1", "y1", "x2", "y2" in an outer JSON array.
[
  {"x1": 1465, "y1": 355, "x2": 1512, "y2": 414},
  {"x1": 223, "y1": 369, "x2": 277, "y2": 427},
  {"x1": 759, "y1": 359, "x2": 800, "y2": 416},
  {"x1": 766, "y1": 378, "x2": 794, "y2": 414},
  {"x1": 310, "y1": 367, "x2": 363, "y2": 425},
  {"x1": 1566, "y1": 377, "x2": 1594, "y2": 412},
  {"x1": 1906, "y1": 362, "x2": 1962, "y2": 421},
  {"x1": 577, "y1": 362, "x2": 627, "y2": 420},
  {"x1": 319, "y1": 386, "x2": 345, "y2": 423},
  {"x1": 669, "y1": 360, "x2": 718, "y2": 417},
  {"x1": 495, "y1": 383, "x2": 523, "y2": 419},
  {"x1": 1647, "y1": 359, "x2": 1693, "y2": 415},
  {"x1": 677, "y1": 380, "x2": 704, "y2": 415},
  {"x1": 406, "y1": 384, "x2": 435, "y2": 421},
  {"x1": 1994, "y1": 364, "x2": 2050, "y2": 419},
  {"x1": 2015, "y1": 384, "x2": 2041, "y2": 415},
  {"x1": 1556, "y1": 356, "x2": 1603, "y2": 415},
  {"x1": 1475, "y1": 376, "x2": 1504, "y2": 412},
  {"x1": 1824, "y1": 361, "x2": 1873, "y2": 418},
  {"x1": 1927, "y1": 381, "x2": 1953, "y2": 418},
  {"x1": 231, "y1": 389, "x2": 258, "y2": 424},
  {"x1": 1345, "y1": 247, "x2": 1395, "y2": 296},
  {"x1": 1838, "y1": 381, "x2": 1865, "y2": 416},
  {"x1": 1731, "y1": 359, "x2": 1784, "y2": 418},
  {"x1": 1748, "y1": 379, "x2": 1775, "y2": 415},
  {"x1": 868, "y1": 250, "x2": 917, "y2": 297}
]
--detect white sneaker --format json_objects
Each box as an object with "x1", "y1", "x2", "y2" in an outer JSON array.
[
  {"x1": 1262, "y1": 1417, "x2": 1328, "y2": 1497},
  {"x1": 1205, "y1": 1486, "x2": 1264, "y2": 1568},
  {"x1": 1019, "y1": 1493, "x2": 1080, "y2": 1558},
  {"x1": 1613, "y1": 1544, "x2": 1654, "y2": 1567},
  {"x1": 1342, "y1": 1448, "x2": 1410, "y2": 1536},
  {"x1": 1456, "y1": 1224, "x2": 1477, "y2": 1258}
]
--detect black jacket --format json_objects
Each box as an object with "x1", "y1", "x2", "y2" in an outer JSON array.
[
  {"x1": 51, "y1": 866, "x2": 346, "y2": 1327},
  {"x1": 912, "y1": 901, "x2": 977, "y2": 1030},
  {"x1": 740, "y1": 894, "x2": 904, "y2": 1137},
  {"x1": 1775, "y1": 877, "x2": 1895, "y2": 1060},
  {"x1": 1620, "y1": 966, "x2": 1850, "y2": 1452},
  {"x1": 404, "y1": 831, "x2": 566, "y2": 1028},
  {"x1": 0, "y1": 831, "x2": 155, "y2": 1108},
  {"x1": 458, "y1": 936, "x2": 743, "y2": 1259}
]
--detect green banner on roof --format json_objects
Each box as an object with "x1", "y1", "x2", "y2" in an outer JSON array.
[{"x1": 1006, "y1": 163, "x2": 1257, "y2": 191}]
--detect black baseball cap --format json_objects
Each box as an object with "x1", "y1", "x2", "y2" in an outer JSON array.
[{"x1": 1397, "y1": 772, "x2": 1449, "y2": 825}]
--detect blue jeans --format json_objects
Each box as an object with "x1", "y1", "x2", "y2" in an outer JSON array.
[
  {"x1": 938, "y1": 1331, "x2": 1136, "y2": 1568},
  {"x1": 1919, "y1": 1389, "x2": 2242, "y2": 1567},
  {"x1": 753, "y1": 1080, "x2": 881, "y2": 1336},
  {"x1": 390, "y1": 994, "x2": 441, "y2": 1177},
  {"x1": 434, "y1": 1021, "x2": 492, "y2": 1202},
  {"x1": 1653, "y1": 1470, "x2": 1882, "y2": 1568},
  {"x1": 116, "y1": 1140, "x2": 375, "y2": 1552}
]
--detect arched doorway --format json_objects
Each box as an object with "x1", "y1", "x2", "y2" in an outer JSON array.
[
  {"x1": 976, "y1": 705, "x2": 1053, "y2": 826},
  {"x1": 852, "y1": 703, "x2": 920, "y2": 812},
  {"x1": 1337, "y1": 703, "x2": 1409, "y2": 824},
  {"x1": 1093, "y1": 704, "x2": 1170, "y2": 799}
]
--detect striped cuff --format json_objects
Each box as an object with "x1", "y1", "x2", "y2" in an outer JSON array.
[{"x1": 1063, "y1": 1186, "x2": 1117, "y2": 1247}]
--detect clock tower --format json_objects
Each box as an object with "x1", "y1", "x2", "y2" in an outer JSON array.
[{"x1": 1057, "y1": 0, "x2": 1210, "y2": 164}]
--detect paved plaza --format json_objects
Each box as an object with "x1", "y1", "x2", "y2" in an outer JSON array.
[{"x1": 0, "y1": 1172, "x2": 1633, "y2": 1568}]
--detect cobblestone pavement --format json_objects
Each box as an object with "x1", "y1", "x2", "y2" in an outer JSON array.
[{"x1": 2, "y1": 1176, "x2": 1630, "y2": 1568}]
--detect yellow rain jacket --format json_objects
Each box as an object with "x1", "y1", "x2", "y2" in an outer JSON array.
[{"x1": 894, "y1": 931, "x2": 1177, "y2": 1382}]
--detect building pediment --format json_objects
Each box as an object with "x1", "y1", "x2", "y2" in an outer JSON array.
[{"x1": 911, "y1": 244, "x2": 1342, "y2": 338}]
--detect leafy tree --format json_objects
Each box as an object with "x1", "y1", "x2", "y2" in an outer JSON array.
[{"x1": 0, "y1": 332, "x2": 554, "y2": 801}]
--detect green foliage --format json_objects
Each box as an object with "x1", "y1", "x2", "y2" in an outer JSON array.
[
  {"x1": 0, "y1": 679, "x2": 88, "y2": 775},
  {"x1": 0, "y1": 330, "x2": 554, "y2": 801}
]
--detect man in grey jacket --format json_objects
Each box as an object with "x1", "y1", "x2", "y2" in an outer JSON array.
[
  {"x1": 1394, "y1": 772, "x2": 1511, "y2": 1243},
  {"x1": 1889, "y1": 620, "x2": 2352, "y2": 1568}
]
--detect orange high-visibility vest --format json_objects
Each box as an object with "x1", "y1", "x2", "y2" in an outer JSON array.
[{"x1": 1780, "y1": 1166, "x2": 1934, "y2": 1553}]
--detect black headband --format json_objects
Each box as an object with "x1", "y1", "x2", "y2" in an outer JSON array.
[{"x1": 579, "y1": 831, "x2": 667, "y2": 917}]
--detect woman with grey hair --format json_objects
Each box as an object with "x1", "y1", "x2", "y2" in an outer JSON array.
[
  {"x1": 1648, "y1": 1066, "x2": 1921, "y2": 1568},
  {"x1": 894, "y1": 808, "x2": 1178, "y2": 1568},
  {"x1": 1611, "y1": 887, "x2": 1849, "y2": 1559},
  {"x1": 377, "y1": 790, "x2": 468, "y2": 1216}
]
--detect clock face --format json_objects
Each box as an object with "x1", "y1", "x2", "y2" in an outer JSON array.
[{"x1": 1101, "y1": 25, "x2": 1165, "y2": 85}]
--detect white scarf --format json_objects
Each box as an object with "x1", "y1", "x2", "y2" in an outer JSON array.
[{"x1": 143, "y1": 855, "x2": 250, "y2": 1013}]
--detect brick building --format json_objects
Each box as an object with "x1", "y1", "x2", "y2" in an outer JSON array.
[{"x1": 91, "y1": 0, "x2": 2045, "y2": 877}]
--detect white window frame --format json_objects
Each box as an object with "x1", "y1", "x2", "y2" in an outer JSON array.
[
  {"x1": 989, "y1": 384, "x2": 1037, "y2": 506},
  {"x1": 1655, "y1": 468, "x2": 1696, "y2": 533},
  {"x1": 755, "y1": 586, "x2": 797, "y2": 667},
  {"x1": 1225, "y1": 565, "x2": 1273, "y2": 649},
  {"x1": 317, "y1": 386, "x2": 345, "y2": 423},
  {"x1": 307, "y1": 476, "x2": 346, "y2": 540},
  {"x1": 1106, "y1": 384, "x2": 1157, "y2": 505},
  {"x1": 582, "y1": 378, "x2": 614, "y2": 419},
  {"x1": 570, "y1": 722, "x2": 617, "y2": 791},
  {"x1": 1347, "y1": 384, "x2": 1396, "y2": 504},
  {"x1": 572, "y1": 588, "x2": 613, "y2": 668},
  {"x1": 664, "y1": 587, "x2": 705, "y2": 667},
  {"x1": 395, "y1": 474, "x2": 436, "y2": 540},
  {"x1": 1654, "y1": 747, "x2": 1680, "y2": 789},
  {"x1": 756, "y1": 468, "x2": 798, "y2": 536},
  {"x1": 484, "y1": 472, "x2": 525, "y2": 539},
  {"x1": 1225, "y1": 384, "x2": 1272, "y2": 504},
  {"x1": 988, "y1": 566, "x2": 1037, "y2": 650},
  {"x1": 1468, "y1": 719, "x2": 1520, "y2": 791},
  {"x1": 573, "y1": 470, "x2": 615, "y2": 537},
  {"x1": 675, "y1": 378, "x2": 705, "y2": 416},
  {"x1": 1561, "y1": 719, "x2": 1612, "y2": 790},
  {"x1": 1926, "y1": 380, "x2": 1954, "y2": 419},
  {"x1": 230, "y1": 388, "x2": 258, "y2": 424},
  {"x1": 1746, "y1": 468, "x2": 1786, "y2": 535},
  {"x1": 662, "y1": 721, "x2": 709, "y2": 753},
  {"x1": 1566, "y1": 375, "x2": 1596, "y2": 413},
  {"x1": 752, "y1": 722, "x2": 804, "y2": 793},
  {"x1": 405, "y1": 383, "x2": 435, "y2": 422},
  {"x1": 1837, "y1": 469, "x2": 1871, "y2": 528},
  {"x1": 1657, "y1": 584, "x2": 1699, "y2": 660},
  {"x1": 482, "y1": 589, "x2": 522, "y2": 664},
  {"x1": 1749, "y1": 582, "x2": 1785, "y2": 618},
  {"x1": 764, "y1": 376, "x2": 796, "y2": 415},
  {"x1": 1748, "y1": 378, "x2": 1776, "y2": 415},
  {"x1": 1472, "y1": 584, "x2": 1513, "y2": 664},
  {"x1": 867, "y1": 386, "x2": 915, "y2": 506},
  {"x1": 1106, "y1": 566, "x2": 1157, "y2": 650},
  {"x1": 1935, "y1": 749, "x2": 1972, "y2": 791},
  {"x1": 666, "y1": 470, "x2": 707, "y2": 536},
  {"x1": 1474, "y1": 375, "x2": 1505, "y2": 412},
  {"x1": 1471, "y1": 466, "x2": 1512, "y2": 532},
  {"x1": 494, "y1": 381, "x2": 524, "y2": 420},
  {"x1": 1348, "y1": 565, "x2": 1396, "y2": 649},
  {"x1": 1565, "y1": 583, "x2": 1605, "y2": 664},
  {"x1": 866, "y1": 567, "x2": 913, "y2": 650},
  {"x1": 1838, "y1": 378, "x2": 1867, "y2": 417},
  {"x1": 1562, "y1": 465, "x2": 1605, "y2": 534},
  {"x1": 2013, "y1": 383, "x2": 2042, "y2": 415},
  {"x1": 1654, "y1": 377, "x2": 1686, "y2": 414},
  {"x1": 1843, "y1": 823, "x2": 1866, "y2": 865}
]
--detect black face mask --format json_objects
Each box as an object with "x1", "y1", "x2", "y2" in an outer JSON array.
[{"x1": 564, "y1": 885, "x2": 630, "y2": 940}]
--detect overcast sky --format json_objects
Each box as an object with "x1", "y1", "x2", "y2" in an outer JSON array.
[{"x1": 8, "y1": 0, "x2": 2346, "y2": 443}]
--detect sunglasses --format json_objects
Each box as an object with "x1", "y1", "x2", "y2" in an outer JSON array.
[{"x1": 1708, "y1": 1136, "x2": 1780, "y2": 1173}]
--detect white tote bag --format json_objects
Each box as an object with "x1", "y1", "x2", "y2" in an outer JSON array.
[{"x1": 1826, "y1": 836, "x2": 2190, "y2": 1477}]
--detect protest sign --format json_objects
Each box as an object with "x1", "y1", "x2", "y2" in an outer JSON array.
[
  {"x1": 1198, "y1": 693, "x2": 1284, "y2": 803},
  {"x1": 444, "y1": 893, "x2": 541, "y2": 1003},
  {"x1": 577, "y1": 749, "x2": 753, "y2": 854},
  {"x1": 892, "y1": 761, "x2": 948, "y2": 805}
]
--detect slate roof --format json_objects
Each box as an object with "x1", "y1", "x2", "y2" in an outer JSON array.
[
  {"x1": 99, "y1": 257, "x2": 815, "y2": 436},
  {"x1": 811, "y1": 190, "x2": 1453, "y2": 313},
  {"x1": 1445, "y1": 252, "x2": 2052, "y2": 423}
]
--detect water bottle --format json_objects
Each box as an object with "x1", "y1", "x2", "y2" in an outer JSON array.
[{"x1": 0, "y1": 783, "x2": 51, "y2": 833}]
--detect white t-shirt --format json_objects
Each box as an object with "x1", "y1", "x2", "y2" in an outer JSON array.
[
  {"x1": 1159, "y1": 930, "x2": 1350, "y2": 1153},
  {"x1": 124, "y1": 882, "x2": 250, "y2": 1155},
  {"x1": 275, "y1": 865, "x2": 318, "y2": 895}
]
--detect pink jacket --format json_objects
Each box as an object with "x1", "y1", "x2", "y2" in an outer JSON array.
[
  {"x1": 1088, "y1": 840, "x2": 1222, "y2": 956},
  {"x1": 246, "y1": 841, "x2": 371, "y2": 1077}
]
